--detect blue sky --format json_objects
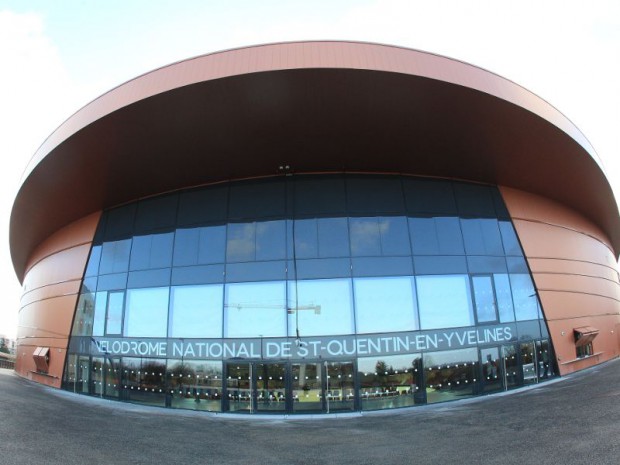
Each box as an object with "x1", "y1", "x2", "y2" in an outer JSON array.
[{"x1": 1, "y1": 0, "x2": 619, "y2": 338}]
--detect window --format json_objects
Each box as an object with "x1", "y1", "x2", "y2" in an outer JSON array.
[
  {"x1": 169, "y1": 285, "x2": 223, "y2": 338},
  {"x1": 123, "y1": 288, "x2": 169, "y2": 337},
  {"x1": 354, "y1": 277, "x2": 417, "y2": 333},
  {"x1": 288, "y1": 279, "x2": 354, "y2": 337},
  {"x1": 574, "y1": 326, "x2": 599, "y2": 358},
  {"x1": 105, "y1": 291, "x2": 125, "y2": 335},
  {"x1": 471, "y1": 275, "x2": 498, "y2": 323},
  {"x1": 416, "y1": 275, "x2": 474, "y2": 330},
  {"x1": 224, "y1": 281, "x2": 286, "y2": 337}
]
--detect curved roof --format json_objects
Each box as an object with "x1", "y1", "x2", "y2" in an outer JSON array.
[{"x1": 10, "y1": 41, "x2": 620, "y2": 281}]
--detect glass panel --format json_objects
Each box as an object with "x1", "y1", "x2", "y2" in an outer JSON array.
[
  {"x1": 99, "y1": 239, "x2": 132, "y2": 274},
  {"x1": 294, "y1": 176, "x2": 346, "y2": 216},
  {"x1": 105, "y1": 291, "x2": 124, "y2": 335},
  {"x1": 494, "y1": 274, "x2": 515, "y2": 323},
  {"x1": 288, "y1": 279, "x2": 354, "y2": 337},
  {"x1": 134, "y1": 195, "x2": 177, "y2": 234},
  {"x1": 480, "y1": 347, "x2": 503, "y2": 393},
  {"x1": 72, "y1": 288, "x2": 97, "y2": 336},
  {"x1": 121, "y1": 357, "x2": 166, "y2": 407},
  {"x1": 224, "y1": 281, "x2": 286, "y2": 338},
  {"x1": 536, "y1": 339, "x2": 554, "y2": 380},
  {"x1": 414, "y1": 256, "x2": 468, "y2": 275},
  {"x1": 92, "y1": 292, "x2": 107, "y2": 336},
  {"x1": 123, "y1": 288, "x2": 169, "y2": 337},
  {"x1": 228, "y1": 179, "x2": 286, "y2": 220},
  {"x1": 380, "y1": 217, "x2": 411, "y2": 256},
  {"x1": 416, "y1": 275, "x2": 474, "y2": 330},
  {"x1": 171, "y1": 265, "x2": 225, "y2": 285},
  {"x1": 294, "y1": 258, "x2": 351, "y2": 280},
  {"x1": 461, "y1": 219, "x2": 504, "y2": 255},
  {"x1": 453, "y1": 183, "x2": 495, "y2": 217},
  {"x1": 226, "y1": 363, "x2": 253, "y2": 413},
  {"x1": 346, "y1": 177, "x2": 405, "y2": 214},
  {"x1": 293, "y1": 219, "x2": 318, "y2": 259},
  {"x1": 256, "y1": 363, "x2": 287, "y2": 412},
  {"x1": 325, "y1": 362, "x2": 355, "y2": 412},
  {"x1": 169, "y1": 285, "x2": 223, "y2": 338},
  {"x1": 354, "y1": 277, "x2": 417, "y2": 333},
  {"x1": 103, "y1": 357, "x2": 121, "y2": 399},
  {"x1": 84, "y1": 245, "x2": 102, "y2": 277},
  {"x1": 409, "y1": 217, "x2": 464, "y2": 255},
  {"x1": 292, "y1": 362, "x2": 324, "y2": 413},
  {"x1": 225, "y1": 261, "x2": 287, "y2": 282},
  {"x1": 226, "y1": 223, "x2": 255, "y2": 262},
  {"x1": 510, "y1": 274, "x2": 539, "y2": 321},
  {"x1": 502, "y1": 344, "x2": 521, "y2": 389},
  {"x1": 424, "y1": 348, "x2": 479, "y2": 404},
  {"x1": 403, "y1": 178, "x2": 457, "y2": 215},
  {"x1": 521, "y1": 341, "x2": 538, "y2": 385},
  {"x1": 358, "y1": 354, "x2": 421, "y2": 410},
  {"x1": 472, "y1": 276, "x2": 498, "y2": 323},
  {"x1": 351, "y1": 257, "x2": 413, "y2": 277},
  {"x1": 173, "y1": 226, "x2": 226, "y2": 266},
  {"x1": 91, "y1": 357, "x2": 104, "y2": 396},
  {"x1": 166, "y1": 360, "x2": 222, "y2": 411},
  {"x1": 499, "y1": 221, "x2": 522, "y2": 256},
  {"x1": 127, "y1": 269, "x2": 170, "y2": 288},
  {"x1": 318, "y1": 218, "x2": 349, "y2": 258},
  {"x1": 177, "y1": 186, "x2": 228, "y2": 226},
  {"x1": 350, "y1": 218, "x2": 381, "y2": 256},
  {"x1": 103, "y1": 204, "x2": 136, "y2": 241},
  {"x1": 256, "y1": 221, "x2": 286, "y2": 261}
]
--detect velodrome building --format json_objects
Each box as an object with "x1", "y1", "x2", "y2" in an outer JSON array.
[{"x1": 10, "y1": 41, "x2": 620, "y2": 414}]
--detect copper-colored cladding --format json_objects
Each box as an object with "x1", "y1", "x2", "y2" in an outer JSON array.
[
  {"x1": 501, "y1": 187, "x2": 620, "y2": 375},
  {"x1": 8, "y1": 41, "x2": 620, "y2": 383},
  {"x1": 14, "y1": 213, "x2": 100, "y2": 386}
]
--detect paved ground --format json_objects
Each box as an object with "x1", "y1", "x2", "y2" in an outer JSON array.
[{"x1": 1, "y1": 359, "x2": 619, "y2": 465}]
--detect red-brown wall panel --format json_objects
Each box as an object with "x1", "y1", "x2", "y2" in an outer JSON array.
[
  {"x1": 501, "y1": 186, "x2": 620, "y2": 375},
  {"x1": 15, "y1": 212, "x2": 100, "y2": 388}
]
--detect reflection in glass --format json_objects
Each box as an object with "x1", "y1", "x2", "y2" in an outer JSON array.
[
  {"x1": 416, "y1": 275, "x2": 474, "y2": 329},
  {"x1": 325, "y1": 362, "x2": 355, "y2": 412},
  {"x1": 292, "y1": 363, "x2": 323, "y2": 412},
  {"x1": 358, "y1": 354, "x2": 421, "y2": 410},
  {"x1": 129, "y1": 233, "x2": 174, "y2": 270},
  {"x1": 225, "y1": 281, "x2": 286, "y2": 337},
  {"x1": 480, "y1": 347, "x2": 502, "y2": 393},
  {"x1": 121, "y1": 357, "x2": 166, "y2": 407},
  {"x1": 502, "y1": 344, "x2": 520, "y2": 389},
  {"x1": 256, "y1": 363, "x2": 287, "y2": 412},
  {"x1": 472, "y1": 276, "x2": 498, "y2": 323},
  {"x1": 166, "y1": 360, "x2": 222, "y2": 411},
  {"x1": 226, "y1": 363, "x2": 252, "y2": 412},
  {"x1": 169, "y1": 285, "x2": 223, "y2": 338},
  {"x1": 424, "y1": 348, "x2": 479, "y2": 404},
  {"x1": 288, "y1": 279, "x2": 353, "y2": 337},
  {"x1": 493, "y1": 274, "x2": 515, "y2": 323},
  {"x1": 510, "y1": 274, "x2": 540, "y2": 320},
  {"x1": 521, "y1": 342, "x2": 538, "y2": 385},
  {"x1": 536, "y1": 339, "x2": 554, "y2": 379},
  {"x1": 123, "y1": 288, "x2": 169, "y2": 337},
  {"x1": 354, "y1": 277, "x2": 417, "y2": 333},
  {"x1": 99, "y1": 239, "x2": 132, "y2": 274},
  {"x1": 105, "y1": 292, "x2": 124, "y2": 335},
  {"x1": 409, "y1": 217, "x2": 464, "y2": 255}
]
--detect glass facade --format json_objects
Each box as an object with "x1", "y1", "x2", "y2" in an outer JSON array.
[{"x1": 63, "y1": 175, "x2": 555, "y2": 413}]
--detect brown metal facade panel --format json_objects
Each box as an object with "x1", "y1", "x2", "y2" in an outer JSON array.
[
  {"x1": 527, "y1": 258, "x2": 619, "y2": 282},
  {"x1": 10, "y1": 42, "x2": 619, "y2": 285},
  {"x1": 501, "y1": 186, "x2": 620, "y2": 375},
  {"x1": 20, "y1": 280, "x2": 81, "y2": 309},
  {"x1": 14, "y1": 215, "x2": 98, "y2": 385},
  {"x1": 22, "y1": 244, "x2": 92, "y2": 294}
]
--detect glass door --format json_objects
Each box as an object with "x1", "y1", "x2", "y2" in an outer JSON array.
[
  {"x1": 225, "y1": 363, "x2": 253, "y2": 413},
  {"x1": 536, "y1": 339, "x2": 554, "y2": 379},
  {"x1": 292, "y1": 362, "x2": 324, "y2": 413},
  {"x1": 480, "y1": 347, "x2": 503, "y2": 394},
  {"x1": 324, "y1": 361, "x2": 356, "y2": 412},
  {"x1": 256, "y1": 363, "x2": 287, "y2": 413}
]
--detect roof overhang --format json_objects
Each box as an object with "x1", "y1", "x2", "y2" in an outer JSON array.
[{"x1": 10, "y1": 41, "x2": 620, "y2": 282}]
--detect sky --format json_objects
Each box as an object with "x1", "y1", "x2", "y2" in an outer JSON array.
[{"x1": 0, "y1": 0, "x2": 619, "y2": 339}]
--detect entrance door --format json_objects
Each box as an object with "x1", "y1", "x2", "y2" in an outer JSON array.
[
  {"x1": 324, "y1": 361, "x2": 356, "y2": 412},
  {"x1": 225, "y1": 363, "x2": 253, "y2": 413},
  {"x1": 480, "y1": 347, "x2": 503, "y2": 394},
  {"x1": 256, "y1": 363, "x2": 287, "y2": 413},
  {"x1": 292, "y1": 362, "x2": 324, "y2": 413},
  {"x1": 520, "y1": 342, "x2": 538, "y2": 385}
]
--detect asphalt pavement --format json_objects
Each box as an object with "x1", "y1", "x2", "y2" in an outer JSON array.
[{"x1": 1, "y1": 359, "x2": 619, "y2": 465}]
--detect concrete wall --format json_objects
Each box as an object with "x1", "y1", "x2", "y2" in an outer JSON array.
[{"x1": 501, "y1": 186, "x2": 620, "y2": 375}]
